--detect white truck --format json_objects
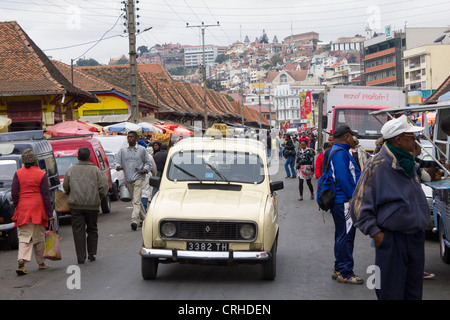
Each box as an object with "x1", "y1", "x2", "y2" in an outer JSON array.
[{"x1": 322, "y1": 85, "x2": 407, "y2": 152}]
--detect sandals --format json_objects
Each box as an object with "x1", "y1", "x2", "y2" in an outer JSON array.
[
  {"x1": 16, "y1": 260, "x2": 27, "y2": 276},
  {"x1": 38, "y1": 264, "x2": 51, "y2": 270}
]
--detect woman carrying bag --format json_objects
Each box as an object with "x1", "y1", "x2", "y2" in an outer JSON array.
[
  {"x1": 296, "y1": 140, "x2": 315, "y2": 200},
  {"x1": 11, "y1": 149, "x2": 54, "y2": 275}
]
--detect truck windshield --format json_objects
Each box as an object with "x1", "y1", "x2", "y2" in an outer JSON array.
[
  {"x1": 167, "y1": 150, "x2": 264, "y2": 184},
  {"x1": 334, "y1": 108, "x2": 387, "y2": 139},
  {"x1": 0, "y1": 160, "x2": 18, "y2": 181},
  {"x1": 55, "y1": 156, "x2": 78, "y2": 176}
]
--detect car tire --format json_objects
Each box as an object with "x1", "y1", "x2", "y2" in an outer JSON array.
[
  {"x1": 110, "y1": 182, "x2": 120, "y2": 201},
  {"x1": 439, "y1": 218, "x2": 450, "y2": 264},
  {"x1": 141, "y1": 257, "x2": 159, "y2": 280},
  {"x1": 7, "y1": 227, "x2": 18, "y2": 250},
  {"x1": 101, "y1": 195, "x2": 111, "y2": 214},
  {"x1": 261, "y1": 234, "x2": 277, "y2": 280}
]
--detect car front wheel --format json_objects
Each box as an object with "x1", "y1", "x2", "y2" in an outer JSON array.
[
  {"x1": 141, "y1": 256, "x2": 159, "y2": 280},
  {"x1": 439, "y1": 218, "x2": 450, "y2": 264},
  {"x1": 261, "y1": 235, "x2": 277, "y2": 280}
]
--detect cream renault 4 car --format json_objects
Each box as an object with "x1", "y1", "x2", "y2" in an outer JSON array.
[{"x1": 140, "y1": 137, "x2": 283, "y2": 280}]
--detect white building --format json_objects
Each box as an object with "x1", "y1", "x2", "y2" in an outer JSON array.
[{"x1": 183, "y1": 45, "x2": 218, "y2": 68}]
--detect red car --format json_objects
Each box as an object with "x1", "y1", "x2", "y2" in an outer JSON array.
[{"x1": 49, "y1": 135, "x2": 113, "y2": 215}]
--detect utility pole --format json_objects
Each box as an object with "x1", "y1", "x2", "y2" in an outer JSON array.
[
  {"x1": 127, "y1": 0, "x2": 138, "y2": 124},
  {"x1": 186, "y1": 21, "x2": 220, "y2": 129}
]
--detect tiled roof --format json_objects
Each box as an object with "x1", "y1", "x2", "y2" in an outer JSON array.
[
  {"x1": 423, "y1": 75, "x2": 450, "y2": 104},
  {"x1": 0, "y1": 21, "x2": 96, "y2": 101},
  {"x1": 77, "y1": 63, "x2": 268, "y2": 125}
]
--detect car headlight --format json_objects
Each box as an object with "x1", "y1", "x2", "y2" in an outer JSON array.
[
  {"x1": 239, "y1": 224, "x2": 255, "y2": 240},
  {"x1": 161, "y1": 222, "x2": 177, "y2": 237}
]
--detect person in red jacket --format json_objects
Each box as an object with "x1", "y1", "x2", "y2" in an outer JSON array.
[
  {"x1": 11, "y1": 149, "x2": 54, "y2": 275},
  {"x1": 315, "y1": 142, "x2": 330, "y2": 178}
]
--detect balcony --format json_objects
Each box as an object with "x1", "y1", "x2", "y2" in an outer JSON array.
[
  {"x1": 366, "y1": 61, "x2": 396, "y2": 74},
  {"x1": 365, "y1": 48, "x2": 396, "y2": 62},
  {"x1": 366, "y1": 75, "x2": 397, "y2": 86}
]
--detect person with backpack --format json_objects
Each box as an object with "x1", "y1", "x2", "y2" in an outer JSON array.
[
  {"x1": 324, "y1": 125, "x2": 362, "y2": 284},
  {"x1": 295, "y1": 139, "x2": 315, "y2": 200}
]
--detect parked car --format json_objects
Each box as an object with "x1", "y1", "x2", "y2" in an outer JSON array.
[
  {"x1": 95, "y1": 135, "x2": 127, "y2": 201},
  {"x1": 0, "y1": 130, "x2": 60, "y2": 249},
  {"x1": 140, "y1": 137, "x2": 284, "y2": 280},
  {"x1": 49, "y1": 135, "x2": 113, "y2": 215},
  {"x1": 105, "y1": 151, "x2": 125, "y2": 200}
]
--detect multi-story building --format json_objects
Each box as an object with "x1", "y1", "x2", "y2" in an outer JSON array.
[
  {"x1": 363, "y1": 27, "x2": 449, "y2": 87},
  {"x1": 403, "y1": 44, "x2": 450, "y2": 92},
  {"x1": 183, "y1": 44, "x2": 218, "y2": 68},
  {"x1": 284, "y1": 32, "x2": 319, "y2": 45},
  {"x1": 363, "y1": 32, "x2": 406, "y2": 87},
  {"x1": 331, "y1": 36, "x2": 364, "y2": 51}
]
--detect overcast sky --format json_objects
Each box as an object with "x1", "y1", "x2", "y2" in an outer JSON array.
[{"x1": 1, "y1": 0, "x2": 449, "y2": 65}]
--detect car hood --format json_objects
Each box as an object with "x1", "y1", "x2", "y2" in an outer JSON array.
[{"x1": 153, "y1": 188, "x2": 266, "y2": 221}]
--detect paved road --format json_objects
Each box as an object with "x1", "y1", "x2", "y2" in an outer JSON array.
[{"x1": 1, "y1": 160, "x2": 449, "y2": 300}]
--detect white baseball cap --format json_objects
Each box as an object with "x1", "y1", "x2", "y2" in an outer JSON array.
[{"x1": 381, "y1": 115, "x2": 424, "y2": 139}]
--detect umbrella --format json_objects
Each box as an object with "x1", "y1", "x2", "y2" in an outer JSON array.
[
  {"x1": 46, "y1": 127, "x2": 98, "y2": 137},
  {"x1": 137, "y1": 122, "x2": 164, "y2": 133},
  {"x1": 103, "y1": 121, "x2": 142, "y2": 134},
  {"x1": 160, "y1": 123, "x2": 193, "y2": 135},
  {"x1": 46, "y1": 120, "x2": 99, "y2": 137}
]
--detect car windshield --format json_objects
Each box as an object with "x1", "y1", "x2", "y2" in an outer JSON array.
[
  {"x1": 335, "y1": 108, "x2": 387, "y2": 139},
  {"x1": 106, "y1": 154, "x2": 115, "y2": 167},
  {"x1": 167, "y1": 150, "x2": 264, "y2": 184},
  {"x1": 0, "y1": 160, "x2": 18, "y2": 181},
  {"x1": 55, "y1": 156, "x2": 78, "y2": 176}
]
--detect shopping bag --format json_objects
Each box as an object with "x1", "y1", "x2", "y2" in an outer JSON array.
[{"x1": 44, "y1": 222, "x2": 62, "y2": 261}]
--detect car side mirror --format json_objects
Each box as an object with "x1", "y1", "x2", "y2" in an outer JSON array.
[
  {"x1": 322, "y1": 115, "x2": 328, "y2": 129},
  {"x1": 270, "y1": 181, "x2": 284, "y2": 193},
  {"x1": 149, "y1": 176, "x2": 161, "y2": 189}
]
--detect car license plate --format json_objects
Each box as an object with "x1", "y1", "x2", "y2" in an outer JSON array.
[{"x1": 187, "y1": 242, "x2": 229, "y2": 252}]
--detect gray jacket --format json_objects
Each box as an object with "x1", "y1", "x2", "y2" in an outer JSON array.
[
  {"x1": 115, "y1": 144, "x2": 152, "y2": 183},
  {"x1": 63, "y1": 161, "x2": 109, "y2": 211}
]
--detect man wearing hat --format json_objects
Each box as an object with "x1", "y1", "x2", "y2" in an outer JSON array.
[
  {"x1": 350, "y1": 115, "x2": 430, "y2": 299},
  {"x1": 327, "y1": 125, "x2": 363, "y2": 284}
]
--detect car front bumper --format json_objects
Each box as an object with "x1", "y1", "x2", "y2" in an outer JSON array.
[{"x1": 139, "y1": 247, "x2": 271, "y2": 261}]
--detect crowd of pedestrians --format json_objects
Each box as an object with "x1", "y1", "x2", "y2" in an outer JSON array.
[{"x1": 8, "y1": 116, "x2": 450, "y2": 300}]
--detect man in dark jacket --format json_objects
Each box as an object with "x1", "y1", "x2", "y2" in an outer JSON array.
[
  {"x1": 350, "y1": 115, "x2": 429, "y2": 300},
  {"x1": 63, "y1": 147, "x2": 109, "y2": 264}
]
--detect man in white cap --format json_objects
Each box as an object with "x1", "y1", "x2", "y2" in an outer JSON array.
[{"x1": 349, "y1": 115, "x2": 430, "y2": 300}]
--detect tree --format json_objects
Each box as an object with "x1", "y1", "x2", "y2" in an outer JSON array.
[
  {"x1": 117, "y1": 58, "x2": 129, "y2": 65},
  {"x1": 215, "y1": 54, "x2": 229, "y2": 64},
  {"x1": 259, "y1": 30, "x2": 269, "y2": 44},
  {"x1": 76, "y1": 58, "x2": 100, "y2": 66},
  {"x1": 137, "y1": 45, "x2": 149, "y2": 56}
]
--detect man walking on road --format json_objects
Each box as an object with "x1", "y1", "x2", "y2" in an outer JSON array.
[
  {"x1": 327, "y1": 125, "x2": 362, "y2": 284},
  {"x1": 63, "y1": 147, "x2": 109, "y2": 264},
  {"x1": 350, "y1": 115, "x2": 430, "y2": 299},
  {"x1": 115, "y1": 131, "x2": 152, "y2": 231}
]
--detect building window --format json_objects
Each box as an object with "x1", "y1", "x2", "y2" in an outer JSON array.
[{"x1": 280, "y1": 74, "x2": 287, "y2": 83}]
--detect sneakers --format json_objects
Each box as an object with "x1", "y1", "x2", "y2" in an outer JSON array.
[
  {"x1": 336, "y1": 274, "x2": 364, "y2": 284},
  {"x1": 423, "y1": 272, "x2": 435, "y2": 279},
  {"x1": 131, "y1": 222, "x2": 137, "y2": 231},
  {"x1": 331, "y1": 269, "x2": 340, "y2": 280}
]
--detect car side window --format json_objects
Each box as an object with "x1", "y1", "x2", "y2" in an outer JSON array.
[{"x1": 96, "y1": 150, "x2": 105, "y2": 171}]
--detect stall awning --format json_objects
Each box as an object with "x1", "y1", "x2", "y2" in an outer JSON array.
[{"x1": 79, "y1": 114, "x2": 131, "y2": 124}]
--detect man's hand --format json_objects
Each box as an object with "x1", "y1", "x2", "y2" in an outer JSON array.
[
  {"x1": 373, "y1": 231, "x2": 384, "y2": 248},
  {"x1": 140, "y1": 169, "x2": 148, "y2": 174},
  {"x1": 116, "y1": 166, "x2": 122, "y2": 171}
]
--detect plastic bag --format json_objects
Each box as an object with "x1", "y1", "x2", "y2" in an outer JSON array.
[{"x1": 44, "y1": 222, "x2": 62, "y2": 261}]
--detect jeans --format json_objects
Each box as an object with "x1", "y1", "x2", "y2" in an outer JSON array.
[
  {"x1": 284, "y1": 156, "x2": 296, "y2": 177},
  {"x1": 331, "y1": 202, "x2": 356, "y2": 279}
]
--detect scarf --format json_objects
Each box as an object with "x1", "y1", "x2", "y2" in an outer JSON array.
[{"x1": 386, "y1": 142, "x2": 415, "y2": 179}]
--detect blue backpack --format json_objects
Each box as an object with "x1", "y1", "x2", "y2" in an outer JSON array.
[{"x1": 316, "y1": 148, "x2": 344, "y2": 211}]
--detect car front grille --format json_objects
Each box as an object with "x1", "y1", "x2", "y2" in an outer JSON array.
[{"x1": 159, "y1": 220, "x2": 257, "y2": 242}]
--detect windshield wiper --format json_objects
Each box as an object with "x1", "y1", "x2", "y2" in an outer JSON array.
[
  {"x1": 173, "y1": 164, "x2": 200, "y2": 181},
  {"x1": 205, "y1": 162, "x2": 230, "y2": 183}
]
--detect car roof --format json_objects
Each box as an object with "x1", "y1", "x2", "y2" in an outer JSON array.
[
  {"x1": 49, "y1": 137, "x2": 102, "y2": 157},
  {"x1": 170, "y1": 137, "x2": 266, "y2": 156}
]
